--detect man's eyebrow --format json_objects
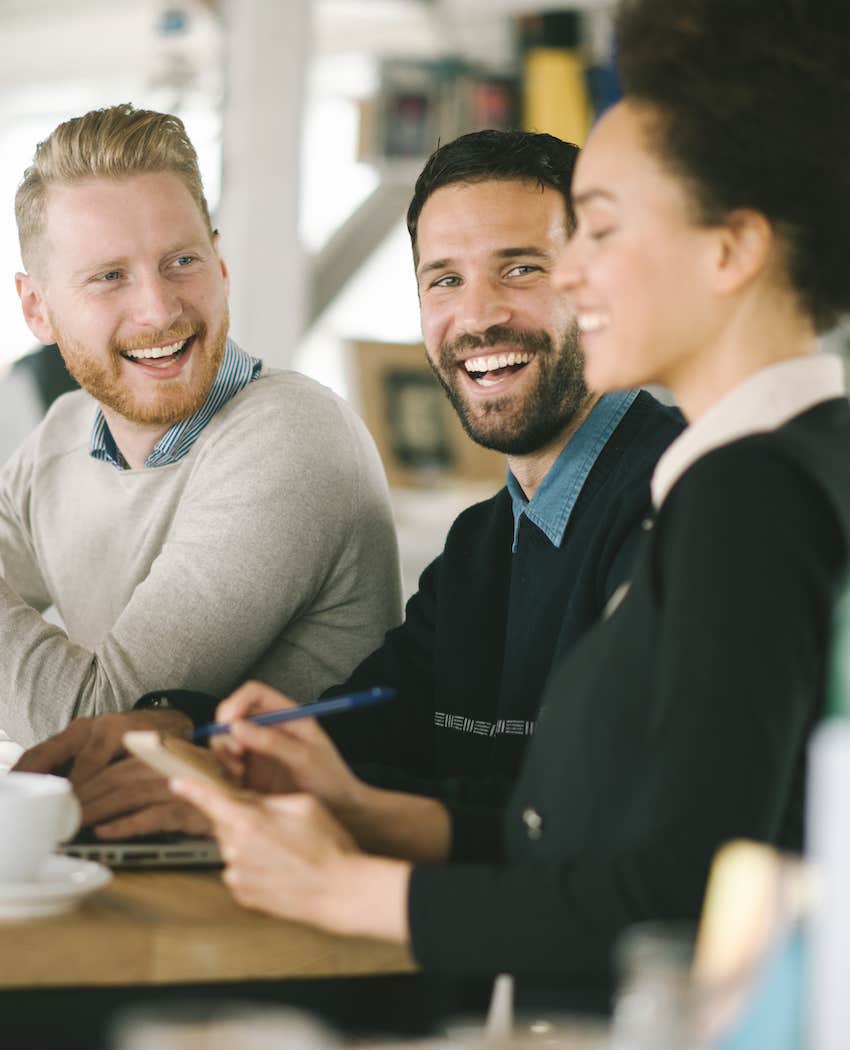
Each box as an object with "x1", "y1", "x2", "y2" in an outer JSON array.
[
  {"x1": 70, "y1": 256, "x2": 128, "y2": 281},
  {"x1": 496, "y1": 246, "x2": 552, "y2": 260},
  {"x1": 417, "y1": 246, "x2": 551, "y2": 281},
  {"x1": 70, "y1": 241, "x2": 208, "y2": 281},
  {"x1": 417, "y1": 257, "x2": 453, "y2": 280}
]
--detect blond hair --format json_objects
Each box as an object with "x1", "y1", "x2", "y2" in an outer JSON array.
[{"x1": 15, "y1": 103, "x2": 213, "y2": 273}]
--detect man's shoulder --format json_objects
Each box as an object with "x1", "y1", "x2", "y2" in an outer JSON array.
[
  {"x1": 191, "y1": 368, "x2": 387, "y2": 498},
  {"x1": 622, "y1": 389, "x2": 685, "y2": 445},
  {"x1": 203, "y1": 368, "x2": 364, "y2": 444},
  {"x1": 596, "y1": 390, "x2": 684, "y2": 479},
  {"x1": 444, "y1": 486, "x2": 511, "y2": 544},
  {"x1": 24, "y1": 388, "x2": 96, "y2": 459},
  {"x1": 564, "y1": 391, "x2": 683, "y2": 526},
  {"x1": 225, "y1": 367, "x2": 345, "y2": 414}
]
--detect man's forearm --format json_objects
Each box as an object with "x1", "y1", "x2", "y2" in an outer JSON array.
[{"x1": 0, "y1": 577, "x2": 100, "y2": 746}]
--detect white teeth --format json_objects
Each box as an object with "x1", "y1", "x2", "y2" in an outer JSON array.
[
  {"x1": 123, "y1": 339, "x2": 186, "y2": 360},
  {"x1": 463, "y1": 351, "x2": 531, "y2": 375},
  {"x1": 577, "y1": 313, "x2": 608, "y2": 334}
]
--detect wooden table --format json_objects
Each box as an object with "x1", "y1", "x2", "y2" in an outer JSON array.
[
  {"x1": 4, "y1": 869, "x2": 415, "y2": 989},
  {"x1": 0, "y1": 870, "x2": 428, "y2": 1048}
]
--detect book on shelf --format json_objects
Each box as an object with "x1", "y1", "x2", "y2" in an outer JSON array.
[{"x1": 362, "y1": 58, "x2": 519, "y2": 164}]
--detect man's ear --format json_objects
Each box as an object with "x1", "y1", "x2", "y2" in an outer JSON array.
[
  {"x1": 713, "y1": 208, "x2": 774, "y2": 296},
  {"x1": 212, "y1": 230, "x2": 230, "y2": 297},
  {"x1": 15, "y1": 272, "x2": 56, "y2": 344}
]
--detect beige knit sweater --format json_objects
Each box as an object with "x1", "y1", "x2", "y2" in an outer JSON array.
[{"x1": 0, "y1": 368, "x2": 401, "y2": 747}]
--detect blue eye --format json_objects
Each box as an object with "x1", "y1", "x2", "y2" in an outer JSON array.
[
  {"x1": 506, "y1": 265, "x2": 540, "y2": 278},
  {"x1": 173, "y1": 255, "x2": 196, "y2": 267},
  {"x1": 433, "y1": 275, "x2": 461, "y2": 288},
  {"x1": 100, "y1": 270, "x2": 123, "y2": 282}
]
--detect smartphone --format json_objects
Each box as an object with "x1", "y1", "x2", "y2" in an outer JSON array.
[{"x1": 123, "y1": 731, "x2": 252, "y2": 800}]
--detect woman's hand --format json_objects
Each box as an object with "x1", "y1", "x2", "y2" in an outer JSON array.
[
  {"x1": 210, "y1": 681, "x2": 366, "y2": 812},
  {"x1": 171, "y1": 777, "x2": 411, "y2": 943},
  {"x1": 210, "y1": 680, "x2": 296, "y2": 787},
  {"x1": 206, "y1": 680, "x2": 452, "y2": 865}
]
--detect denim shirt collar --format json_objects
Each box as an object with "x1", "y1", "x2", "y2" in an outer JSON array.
[
  {"x1": 507, "y1": 389, "x2": 638, "y2": 551},
  {"x1": 90, "y1": 338, "x2": 262, "y2": 470}
]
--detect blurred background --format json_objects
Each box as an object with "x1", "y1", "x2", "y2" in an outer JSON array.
[{"x1": 1, "y1": 0, "x2": 847, "y2": 593}]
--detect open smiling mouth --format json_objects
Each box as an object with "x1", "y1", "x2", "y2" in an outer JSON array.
[
  {"x1": 120, "y1": 336, "x2": 194, "y2": 368},
  {"x1": 463, "y1": 351, "x2": 532, "y2": 388}
]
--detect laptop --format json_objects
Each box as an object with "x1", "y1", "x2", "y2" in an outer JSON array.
[{"x1": 63, "y1": 827, "x2": 221, "y2": 868}]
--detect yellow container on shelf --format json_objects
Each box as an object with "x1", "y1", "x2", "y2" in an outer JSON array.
[{"x1": 523, "y1": 47, "x2": 590, "y2": 146}]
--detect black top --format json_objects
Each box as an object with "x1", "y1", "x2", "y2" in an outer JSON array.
[
  {"x1": 324, "y1": 392, "x2": 682, "y2": 856},
  {"x1": 408, "y1": 399, "x2": 850, "y2": 1009}
]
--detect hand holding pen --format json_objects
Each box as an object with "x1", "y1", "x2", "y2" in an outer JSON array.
[
  {"x1": 203, "y1": 681, "x2": 395, "y2": 806},
  {"x1": 192, "y1": 685, "x2": 395, "y2": 742}
]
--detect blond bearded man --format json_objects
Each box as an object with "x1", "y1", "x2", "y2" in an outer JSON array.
[{"x1": 2, "y1": 105, "x2": 401, "y2": 807}]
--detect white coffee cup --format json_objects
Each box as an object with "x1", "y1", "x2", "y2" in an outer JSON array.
[{"x1": 0, "y1": 772, "x2": 81, "y2": 882}]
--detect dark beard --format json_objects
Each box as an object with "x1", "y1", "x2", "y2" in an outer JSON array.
[{"x1": 429, "y1": 323, "x2": 589, "y2": 455}]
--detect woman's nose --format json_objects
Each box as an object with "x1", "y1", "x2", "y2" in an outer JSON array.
[{"x1": 551, "y1": 238, "x2": 582, "y2": 295}]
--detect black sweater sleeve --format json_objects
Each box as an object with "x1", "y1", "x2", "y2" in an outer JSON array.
[
  {"x1": 322, "y1": 553, "x2": 441, "y2": 777},
  {"x1": 408, "y1": 444, "x2": 845, "y2": 980}
]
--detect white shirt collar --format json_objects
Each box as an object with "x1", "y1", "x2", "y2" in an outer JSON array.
[{"x1": 651, "y1": 353, "x2": 847, "y2": 508}]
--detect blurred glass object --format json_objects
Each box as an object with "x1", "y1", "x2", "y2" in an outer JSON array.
[
  {"x1": 441, "y1": 972, "x2": 608, "y2": 1050},
  {"x1": 807, "y1": 721, "x2": 850, "y2": 1050},
  {"x1": 711, "y1": 925, "x2": 804, "y2": 1050},
  {"x1": 111, "y1": 1002, "x2": 340, "y2": 1050},
  {"x1": 609, "y1": 922, "x2": 702, "y2": 1050}
]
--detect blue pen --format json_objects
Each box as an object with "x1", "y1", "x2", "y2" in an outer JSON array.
[{"x1": 191, "y1": 686, "x2": 396, "y2": 742}]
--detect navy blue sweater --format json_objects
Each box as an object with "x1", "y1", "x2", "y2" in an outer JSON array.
[{"x1": 326, "y1": 391, "x2": 683, "y2": 855}]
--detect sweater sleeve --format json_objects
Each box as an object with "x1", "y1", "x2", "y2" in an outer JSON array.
[
  {"x1": 0, "y1": 440, "x2": 53, "y2": 614},
  {"x1": 0, "y1": 383, "x2": 400, "y2": 747},
  {"x1": 324, "y1": 554, "x2": 441, "y2": 777},
  {"x1": 408, "y1": 445, "x2": 845, "y2": 979}
]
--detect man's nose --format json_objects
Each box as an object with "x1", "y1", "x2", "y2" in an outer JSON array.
[
  {"x1": 457, "y1": 280, "x2": 511, "y2": 336},
  {"x1": 129, "y1": 272, "x2": 182, "y2": 331}
]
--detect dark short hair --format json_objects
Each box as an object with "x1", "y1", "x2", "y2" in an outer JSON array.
[
  {"x1": 615, "y1": 0, "x2": 850, "y2": 333},
  {"x1": 407, "y1": 130, "x2": 580, "y2": 264}
]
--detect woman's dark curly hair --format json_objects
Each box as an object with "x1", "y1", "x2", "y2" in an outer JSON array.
[{"x1": 615, "y1": 0, "x2": 850, "y2": 332}]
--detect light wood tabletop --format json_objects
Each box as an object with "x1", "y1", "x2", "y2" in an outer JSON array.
[{"x1": 2, "y1": 869, "x2": 415, "y2": 989}]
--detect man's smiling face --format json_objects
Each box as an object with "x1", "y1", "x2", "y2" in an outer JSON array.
[
  {"x1": 21, "y1": 170, "x2": 229, "y2": 426},
  {"x1": 415, "y1": 178, "x2": 588, "y2": 456}
]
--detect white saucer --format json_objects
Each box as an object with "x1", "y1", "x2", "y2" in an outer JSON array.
[{"x1": 0, "y1": 854, "x2": 112, "y2": 920}]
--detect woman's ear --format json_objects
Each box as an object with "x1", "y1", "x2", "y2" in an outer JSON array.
[{"x1": 713, "y1": 208, "x2": 775, "y2": 296}]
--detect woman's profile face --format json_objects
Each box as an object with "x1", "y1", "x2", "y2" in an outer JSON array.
[{"x1": 554, "y1": 100, "x2": 727, "y2": 412}]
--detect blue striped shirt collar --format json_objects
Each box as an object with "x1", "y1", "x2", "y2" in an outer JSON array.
[
  {"x1": 90, "y1": 338, "x2": 262, "y2": 469},
  {"x1": 507, "y1": 389, "x2": 639, "y2": 551}
]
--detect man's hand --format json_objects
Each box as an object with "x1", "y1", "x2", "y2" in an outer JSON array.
[
  {"x1": 75, "y1": 755, "x2": 213, "y2": 838},
  {"x1": 14, "y1": 709, "x2": 193, "y2": 783},
  {"x1": 12, "y1": 709, "x2": 206, "y2": 834}
]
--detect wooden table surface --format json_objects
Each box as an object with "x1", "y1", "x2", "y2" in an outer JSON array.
[{"x1": 2, "y1": 869, "x2": 415, "y2": 989}]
